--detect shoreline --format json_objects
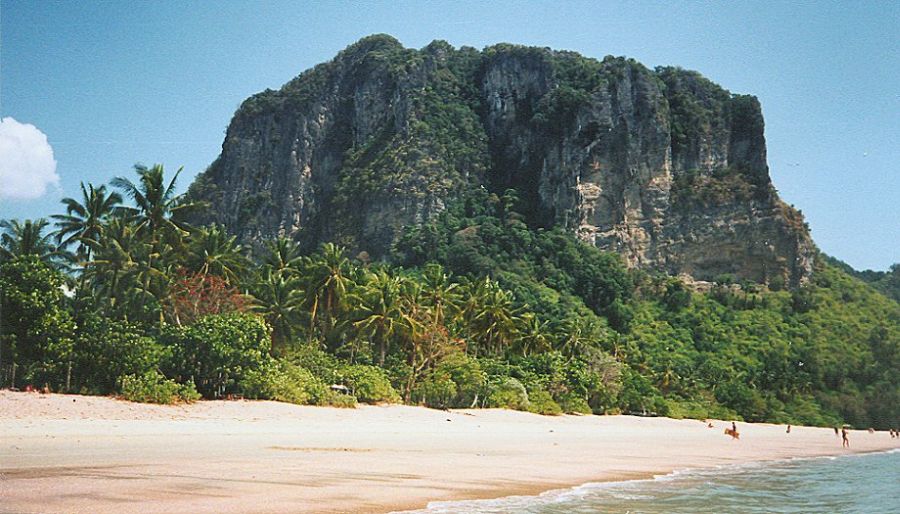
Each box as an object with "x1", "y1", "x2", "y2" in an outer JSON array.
[
  {"x1": 2, "y1": 391, "x2": 897, "y2": 513},
  {"x1": 403, "y1": 448, "x2": 900, "y2": 513}
]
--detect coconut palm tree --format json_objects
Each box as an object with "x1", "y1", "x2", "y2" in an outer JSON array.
[
  {"x1": 0, "y1": 218, "x2": 70, "y2": 268},
  {"x1": 514, "y1": 313, "x2": 552, "y2": 356},
  {"x1": 251, "y1": 269, "x2": 307, "y2": 353},
  {"x1": 185, "y1": 224, "x2": 248, "y2": 286},
  {"x1": 111, "y1": 164, "x2": 194, "y2": 246},
  {"x1": 354, "y1": 269, "x2": 406, "y2": 365},
  {"x1": 82, "y1": 217, "x2": 147, "y2": 317},
  {"x1": 259, "y1": 237, "x2": 304, "y2": 278},
  {"x1": 302, "y1": 243, "x2": 353, "y2": 330},
  {"x1": 52, "y1": 182, "x2": 123, "y2": 262},
  {"x1": 461, "y1": 277, "x2": 517, "y2": 357},
  {"x1": 112, "y1": 164, "x2": 196, "y2": 322}
]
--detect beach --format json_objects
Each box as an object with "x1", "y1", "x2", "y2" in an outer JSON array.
[{"x1": 1, "y1": 391, "x2": 896, "y2": 513}]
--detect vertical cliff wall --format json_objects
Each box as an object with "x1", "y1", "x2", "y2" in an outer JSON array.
[{"x1": 187, "y1": 35, "x2": 815, "y2": 287}]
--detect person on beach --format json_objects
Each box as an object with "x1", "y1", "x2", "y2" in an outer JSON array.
[
  {"x1": 725, "y1": 421, "x2": 740, "y2": 440},
  {"x1": 834, "y1": 426, "x2": 839, "y2": 436},
  {"x1": 842, "y1": 427, "x2": 849, "y2": 448},
  {"x1": 786, "y1": 425, "x2": 791, "y2": 434}
]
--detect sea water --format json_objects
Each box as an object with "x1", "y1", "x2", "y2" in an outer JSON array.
[{"x1": 406, "y1": 449, "x2": 899, "y2": 513}]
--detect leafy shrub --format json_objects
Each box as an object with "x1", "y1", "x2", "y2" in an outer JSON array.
[
  {"x1": 486, "y1": 377, "x2": 529, "y2": 410},
  {"x1": 0, "y1": 256, "x2": 76, "y2": 389},
  {"x1": 164, "y1": 313, "x2": 272, "y2": 398},
  {"x1": 558, "y1": 393, "x2": 592, "y2": 414},
  {"x1": 527, "y1": 388, "x2": 563, "y2": 415},
  {"x1": 240, "y1": 361, "x2": 318, "y2": 404},
  {"x1": 74, "y1": 317, "x2": 166, "y2": 393},
  {"x1": 240, "y1": 359, "x2": 358, "y2": 408},
  {"x1": 341, "y1": 364, "x2": 400, "y2": 404},
  {"x1": 433, "y1": 352, "x2": 485, "y2": 407},
  {"x1": 286, "y1": 344, "x2": 343, "y2": 384},
  {"x1": 118, "y1": 371, "x2": 200, "y2": 404},
  {"x1": 412, "y1": 369, "x2": 457, "y2": 408}
]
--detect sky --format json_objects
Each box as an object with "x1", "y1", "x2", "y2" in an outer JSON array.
[{"x1": 1, "y1": 1, "x2": 897, "y2": 271}]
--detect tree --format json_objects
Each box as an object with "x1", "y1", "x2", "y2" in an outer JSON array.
[
  {"x1": 301, "y1": 243, "x2": 353, "y2": 332},
  {"x1": 111, "y1": 164, "x2": 196, "y2": 322},
  {"x1": 185, "y1": 225, "x2": 248, "y2": 286},
  {"x1": 164, "y1": 270, "x2": 247, "y2": 326},
  {"x1": 0, "y1": 256, "x2": 76, "y2": 389},
  {"x1": 251, "y1": 270, "x2": 307, "y2": 352},
  {"x1": 0, "y1": 218, "x2": 70, "y2": 269},
  {"x1": 353, "y1": 269, "x2": 406, "y2": 365},
  {"x1": 52, "y1": 182, "x2": 123, "y2": 262},
  {"x1": 111, "y1": 164, "x2": 194, "y2": 245},
  {"x1": 461, "y1": 277, "x2": 518, "y2": 357},
  {"x1": 259, "y1": 237, "x2": 304, "y2": 278},
  {"x1": 163, "y1": 313, "x2": 272, "y2": 399}
]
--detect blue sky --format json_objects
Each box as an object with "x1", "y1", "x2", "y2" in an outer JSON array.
[{"x1": 1, "y1": 1, "x2": 897, "y2": 270}]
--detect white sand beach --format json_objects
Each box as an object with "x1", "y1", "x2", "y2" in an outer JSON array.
[{"x1": 1, "y1": 390, "x2": 896, "y2": 513}]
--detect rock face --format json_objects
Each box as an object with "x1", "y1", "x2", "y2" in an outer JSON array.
[{"x1": 188, "y1": 35, "x2": 815, "y2": 287}]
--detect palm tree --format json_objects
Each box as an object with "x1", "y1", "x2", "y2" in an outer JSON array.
[
  {"x1": 259, "y1": 237, "x2": 304, "y2": 278},
  {"x1": 461, "y1": 277, "x2": 518, "y2": 357},
  {"x1": 354, "y1": 269, "x2": 406, "y2": 365},
  {"x1": 251, "y1": 270, "x2": 307, "y2": 353},
  {"x1": 185, "y1": 225, "x2": 248, "y2": 285},
  {"x1": 82, "y1": 217, "x2": 144, "y2": 316},
  {"x1": 111, "y1": 164, "x2": 193, "y2": 245},
  {"x1": 555, "y1": 317, "x2": 609, "y2": 363},
  {"x1": 418, "y1": 263, "x2": 461, "y2": 328},
  {"x1": 112, "y1": 164, "x2": 195, "y2": 322},
  {"x1": 52, "y1": 182, "x2": 122, "y2": 262},
  {"x1": 514, "y1": 313, "x2": 552, "y2": 356},
  {"x1": 302, "y1": 243, "x2": 353, "y2": 330},
  {"x1": 0, "y1": 218, "x2": 70, "y2": 268}
]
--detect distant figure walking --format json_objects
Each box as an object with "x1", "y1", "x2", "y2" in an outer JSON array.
[
  {"x1": 725, "y1": 421, "x2": 740, "y2": 440},
  {"x1": 842, "y1": 427, "x2": 850, "y2": 448},
  {"x1": 786, "y1": 425, "x2": 791, "y2": 434},
  {"x1": 834, "y1": 427, "x2": 840, "y2": 436}
]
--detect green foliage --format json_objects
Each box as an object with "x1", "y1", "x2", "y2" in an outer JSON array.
[
  {"x1": 164, "y1": 313, "x2": 272, "y2": 398},
  {"x1": 558, "y1": 393, "x2": 592, "y2": 415},
  {"x1": 486, "y1": 377, "x2": 529, "y2": 410},
  {"x1": 0, "y1": 256, "x2": 76, "y2": 389},
  {"x1": 526, "y1": 388, "x2": 563, "y2": 415},
  {"x1": 341, "y1": 364, "x2": 400, "y2": 404},
  {"x1": 118, "y1": 371, "x2": 200, "y2": 404},
  {"x1": 240, "y1": 360, "x2": 338, "y2": 406},
  {"x1": 73, "y1": 317, "x2": 166, "y2": 393}
]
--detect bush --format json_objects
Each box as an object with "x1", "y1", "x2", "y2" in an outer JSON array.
[
  {"x1": 164, "y1": 313, "x2": 272, "y2": 398},
  {"x1": 118, "y1": 371, "x2": 200, "y2": 404},
  {"x1": 0, "y1": 256, "x2": 76, "y2": 389},
  {"x1": 341, "y1": 364, "x2": 400, "y2": 404},
  {"x1": 286, "y1": 344, "x2": 343, "y2": 383},
  {"x1": 527, "y1": 389, "x2": 563, "y2": 415},
  {"x1": 239, "y1": 360, "x2": 359, "y2": 408},
  {"x1": 412, "y1": 369, "x2": 458, "y2": 408},
  {"x1": 486, "y1": 377, "x2": 529, "y2": 410},
  {"x1": 558, "y1": 393, "x2": 592, "y2": 414},
  {"x1": 74, "y1": 317, "x2": 166, "y2": 394},
  {"x1": 433, "y1": 352, "x2": 485, "y2": 407}
]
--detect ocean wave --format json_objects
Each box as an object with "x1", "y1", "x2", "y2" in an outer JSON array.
[{"x1": 395, "y1": 449, "x2": 899, "y2": 513}]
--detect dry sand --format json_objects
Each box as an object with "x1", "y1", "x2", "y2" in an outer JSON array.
[{"x1": 1, "y1": 391, "x2": 896, "y2": 513}]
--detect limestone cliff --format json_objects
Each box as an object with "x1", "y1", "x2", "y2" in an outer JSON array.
[{"x1": 187, "y1": 35, "x2": 815, "y2": 287}]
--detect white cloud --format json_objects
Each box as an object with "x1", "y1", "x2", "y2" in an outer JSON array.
[{"x1": 0, "y1": 117, "x2": 59, "y2": 200}]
